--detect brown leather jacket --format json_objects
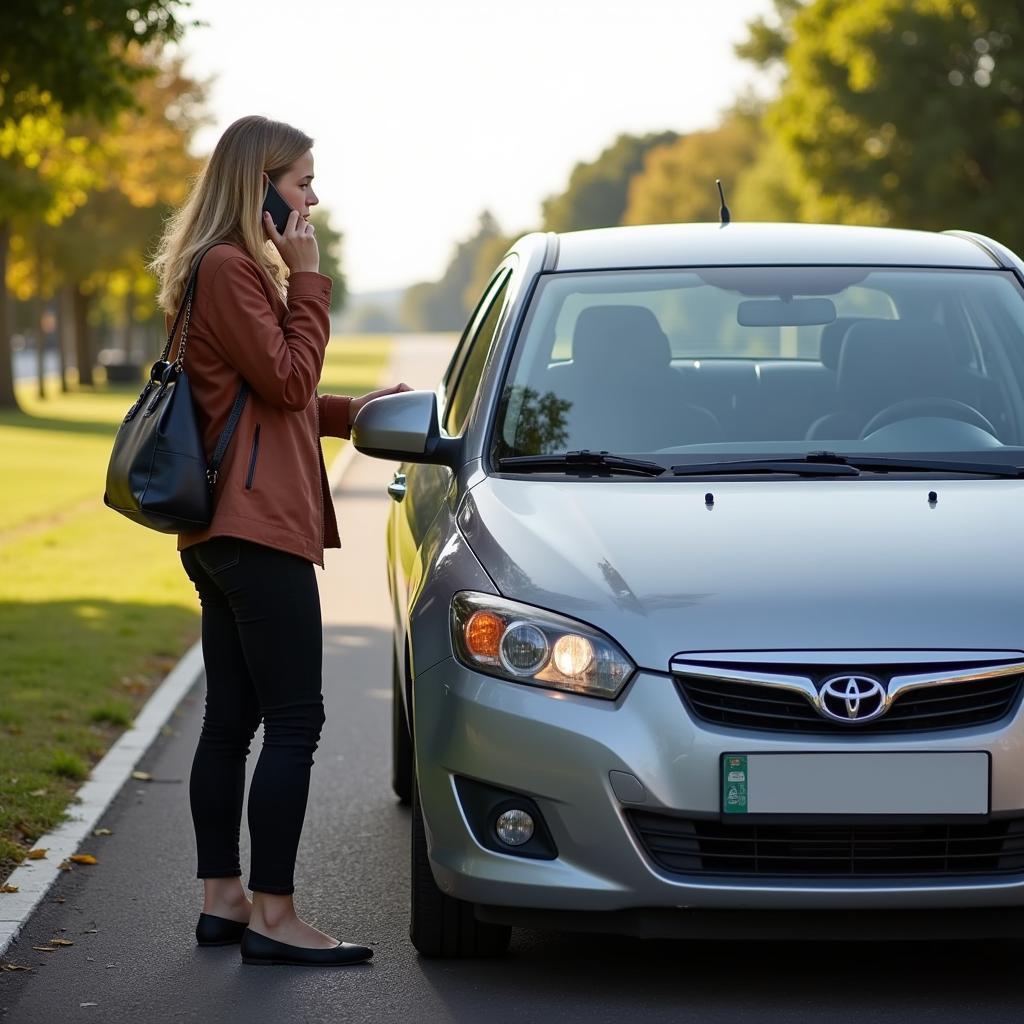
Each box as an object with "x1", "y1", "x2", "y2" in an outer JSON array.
[{"x1": 167, "y1": 241, "x2": 352, "y2": 566}]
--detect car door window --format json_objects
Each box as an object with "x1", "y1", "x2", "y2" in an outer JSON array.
[{"x1": 444, "y1": 270, "x2": 512, "y2": 436}]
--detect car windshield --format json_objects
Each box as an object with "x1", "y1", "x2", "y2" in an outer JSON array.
[{"x1": 490, "y1": 266, "x2": 1024, "y2": 469}]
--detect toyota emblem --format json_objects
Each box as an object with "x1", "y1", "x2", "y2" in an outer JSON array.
[{"x1": 817, "y1": 674, "x2": 888, "y2": 723}]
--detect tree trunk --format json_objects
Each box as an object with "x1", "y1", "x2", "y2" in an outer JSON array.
[
  {"x1": 34, "y1": 295, "x2": 45, "y2": 400},
  {"x1": 0, "y1": 219, "x2": 20, "y2": 410},
  {"x1": 57, "y1": 286, "x2": 72, "y2": 393},
  {"x1": 123, "y1": 290, "x2": 135, "y2": 363},
  {"x1": 72, "y1": 282, "x2": 93, "y2": 386}
]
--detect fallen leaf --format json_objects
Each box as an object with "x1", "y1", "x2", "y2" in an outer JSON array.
[
  {"x1": 70, "y1": 854, "x2": 98, "y2": 865},
  {"x1": 28, "y1": 788, "x2": 47, "y2": 797},
  {"x1": 58, "y1": 860, "x2": 72, "y2": 871},
  {"x1": 131, "y1": 771, "x2": 152, "y2": 782},
  {"x1": 82, "y1": 928, "x2": 98, "y2": 934},
  {"x1": 1, "y1": 962, "x2": 31, "y2": 972},
  {"x1": 32, "y1": 946, "x2": 56, "y2": 953},
  {"x1": 53, "y1": 896, "x2": 66, "y2": 903},
  {"x1": 49, "y1": 938, "x2": 74, "y2": 947},
  {"x1": 27, "y1": 849, "x2": 47, "y2": 860},
  {"x1": 0, "y1": 884, "x2": 19, "y2": 894},
  {"x1": 92, "y1": 828, "x2": 113, "y2": 836}
]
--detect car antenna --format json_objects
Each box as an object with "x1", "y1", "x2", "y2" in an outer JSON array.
[{"x1": 716, "y1": 179, "x2": 731, "y2": 225}]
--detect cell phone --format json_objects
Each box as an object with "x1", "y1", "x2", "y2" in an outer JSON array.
[{"x1": 262, "y1": 179, "x2": 293, "y2": 234}]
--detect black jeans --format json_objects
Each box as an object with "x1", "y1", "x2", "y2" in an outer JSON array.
[{"x1": 180, "y1": 536, "x2": 326, "y2": 895}]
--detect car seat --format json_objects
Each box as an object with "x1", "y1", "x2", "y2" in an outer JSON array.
[
  {"x1": 564, "y1": 305, "x2": 721, "y2": 452},
  {"x1": 806, "y1": 320, "x2": 961, "y2": 440}
]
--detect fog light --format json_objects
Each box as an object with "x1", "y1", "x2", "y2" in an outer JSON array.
[{"x1": 495, "y1": 808, "x2": 535, "y2": 847}]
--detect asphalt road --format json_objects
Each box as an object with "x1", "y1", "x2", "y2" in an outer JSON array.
[{"x1": 3, "y1": 335, "x2": 1023, "y2": 1023}]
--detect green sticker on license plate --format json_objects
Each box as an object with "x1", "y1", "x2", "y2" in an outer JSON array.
[{"x1": 723, "y1": 755, "x2": 748, "y2": 814}]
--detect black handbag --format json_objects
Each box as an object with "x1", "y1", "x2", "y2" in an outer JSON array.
[{"x1": 103, "y1": 243, "x2": 249, "y2": 533}]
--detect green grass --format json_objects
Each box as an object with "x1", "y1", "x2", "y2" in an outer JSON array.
[{"x1": 0, "y1": 335, "x2": 394, "y2": 871}]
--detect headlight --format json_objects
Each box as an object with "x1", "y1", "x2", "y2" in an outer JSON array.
[{"x1": 450, "y1": 591, "x2": 634, "y2": 699}]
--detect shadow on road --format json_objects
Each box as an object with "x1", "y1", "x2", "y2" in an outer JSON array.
[{"x1": 414, "y1": 930, "x2": 1023, "y2": 1022}]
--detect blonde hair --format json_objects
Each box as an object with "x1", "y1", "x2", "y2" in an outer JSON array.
[{"x1": 150, "y1": 115, "x2": 313, "y2": 314}]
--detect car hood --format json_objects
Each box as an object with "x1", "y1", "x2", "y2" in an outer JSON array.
[{"x1": 457, "y1": 476, "x2": 1024, "y2": 671}]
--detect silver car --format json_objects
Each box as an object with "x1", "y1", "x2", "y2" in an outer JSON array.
[{"x1": 353, "y1": 222, "x2": 1024, "y2": 956}]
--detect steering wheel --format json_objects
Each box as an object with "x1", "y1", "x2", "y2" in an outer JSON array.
[{"x1": 860, "y1": 398, "x2": 997, "y2": 439}]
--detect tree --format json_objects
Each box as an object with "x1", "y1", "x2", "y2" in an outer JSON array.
[
  {"x1": 0, "y1": 102, "x2": 99, "y2": 404},
  {"x1": 0, "y1": 2, "x2": 194, "y2": 121},
  {"x1": 0, "y1": 0, "x2": 193, "y2": 408},
  {"x1": 623, "y1": 113, "x2": 762, "y2": 225},
  {"x1": 8, "y1": 45, "x2": 209, "y2": 387},
  {"x1": 400, "y1": 212, "x2": 504, "y2": 331},
  {"x1": 541, "y1": 131, "x2": 678, "y2": 233},
  {"x1": 733, "y1": 0, "x2": 805, "y2": 69},
  {"x1": 309, "y1": 210, "x2": 347, "y2": 313},
  {"x1": 739, "y1": 0, "x2": 1024, "y2": 247}
]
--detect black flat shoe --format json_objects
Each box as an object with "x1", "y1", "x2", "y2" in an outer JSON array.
[
  {"x1": 196, "y1": 913, "x2": 249, "y2": 946},
  {"x1": 240, "y1": 928, "x2": 373, "y2": 966}
]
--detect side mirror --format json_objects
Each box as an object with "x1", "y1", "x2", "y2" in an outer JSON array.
[{"x1": 351, "y1": 390, "x2": 459, "y2": 465}]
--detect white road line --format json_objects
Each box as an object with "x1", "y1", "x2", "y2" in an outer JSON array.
[{"x1": 0, "y1": 342, "x2": 400, "y2": 958}]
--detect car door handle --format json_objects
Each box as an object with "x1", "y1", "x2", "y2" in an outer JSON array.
[{"x1": 387, "y1": 473, "x2": 407, "y2": 502}]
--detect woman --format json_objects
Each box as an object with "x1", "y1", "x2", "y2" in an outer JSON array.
[{"x1": 150, "y1": 115, "x2": 409, "y2": 967}]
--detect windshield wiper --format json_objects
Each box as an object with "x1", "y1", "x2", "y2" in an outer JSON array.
[
  {"x1": 669, "y1": 450, "x2": 1024, "y2": 478},
  {"x1": 669, "y1": 456, "x2": 860, "y2": 477},
  {"x1": 800, "y1": 451, "x2": 1024, "y2": 478},
  {"x1": 497, "y1": 450, "x2": 666, "y2": 477}
]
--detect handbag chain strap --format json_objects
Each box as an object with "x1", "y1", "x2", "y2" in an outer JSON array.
[
  {"x1": 160, "y1": 241, "x2": 224, "y2": 367},
  {"x1": 174, "y1": 290, "x2": 195, "y2": 371}
]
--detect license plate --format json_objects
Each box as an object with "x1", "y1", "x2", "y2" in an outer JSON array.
[{"x1": 721, "y1": 752, "x2": 990, "y2": 816}]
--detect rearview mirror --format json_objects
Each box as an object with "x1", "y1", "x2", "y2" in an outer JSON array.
[
  {"x1": 737, "y1": 297, "x2": 837, "y2": 327},
  {"x1": 351, "y1": 390, "x2": 459, "y2": 465}
]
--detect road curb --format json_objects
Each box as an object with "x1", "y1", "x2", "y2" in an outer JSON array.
[{"x1": 0, "y1": 344, "x2": 391, "y2": 957}]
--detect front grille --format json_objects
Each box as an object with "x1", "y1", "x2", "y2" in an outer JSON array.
[
  {"x1": 676, "y1": 670, "x2": 1022, "y2": 734},
  {"x1": 629, "y1": 811, "x2": 1024, "y2": 877}
]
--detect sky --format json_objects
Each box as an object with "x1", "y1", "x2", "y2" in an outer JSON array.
[{"x1": 174, "y1": 0, "x2": 774, "y2": 294}]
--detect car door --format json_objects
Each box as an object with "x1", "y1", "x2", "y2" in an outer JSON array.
[{"x1": 389, "y1": 264, "x2": 515, "y2": 650}]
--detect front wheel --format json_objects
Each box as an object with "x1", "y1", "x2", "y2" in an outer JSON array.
[{"x1": 409, "y1": 778, "x2": 512, "y2": 958}]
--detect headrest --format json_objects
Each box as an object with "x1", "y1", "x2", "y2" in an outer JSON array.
[
  {"x1": 838, "y1": 320, "x2": 957, "y2": 412},
  {"x1": 820, "y1": 317, "x2": 867, "y2": 370},
  {"x1": 571, "y1": 305, "x2": 671, "y2": 375}
]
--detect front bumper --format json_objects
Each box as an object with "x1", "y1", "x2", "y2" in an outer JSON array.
[{"x1": 413, "y1": 657, "x2": 1024, "y2": 912}]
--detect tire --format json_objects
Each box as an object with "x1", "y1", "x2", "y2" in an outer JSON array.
[
  {"x1": 409, "y1": 777, "x2": 512, "y2": 958},
  {"x1": 391, "y1": 646, "x2": 413, "y2": 805}
]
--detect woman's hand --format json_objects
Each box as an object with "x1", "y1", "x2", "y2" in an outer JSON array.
[
  {"x1": 263, "y1": 208, "x2": 320, "y2": 274},
  {"x1": 348, "y1": 382, "x2": 414, "y2": 422}
]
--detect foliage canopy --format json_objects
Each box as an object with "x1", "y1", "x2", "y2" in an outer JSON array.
[
  {"x1": 742, "y1": 0, "x2": 1024, "y2": 247},
  {"x1": 541, "y1": 131, "x2": 678, "y2": 233}
]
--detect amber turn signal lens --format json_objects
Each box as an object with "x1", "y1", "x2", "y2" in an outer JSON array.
[{"x1": 465, "y1": 610, "x2": 504, "y2": 657}]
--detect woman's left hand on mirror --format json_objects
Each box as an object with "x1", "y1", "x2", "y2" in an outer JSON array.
[{"x1": 349, "y1": 382, "x2": 414, "y2": 421}]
